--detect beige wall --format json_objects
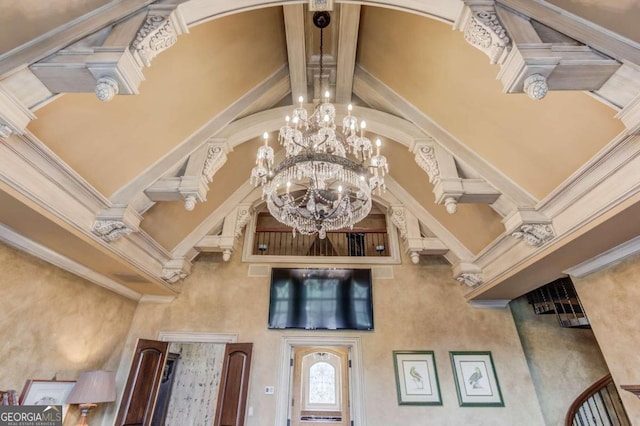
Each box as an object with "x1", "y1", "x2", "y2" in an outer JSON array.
[
  {"x1": 510, "y1": 296, "x2": 610, "y2": 425},
  {"x1": 573, "y1": 253, "x2": 640, "y2": 421},
  {"x1": 0, "y1": 241, "x2": 137, "y2": 423},
  {"x1": 0, "y1": 0, "x2": 111, "y2": 54},
  {"x1": 108, "y1": 244, "x2": 546, "y2": 425}
]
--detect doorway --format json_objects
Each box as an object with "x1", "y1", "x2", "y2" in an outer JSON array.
[
  {"x1": 276, "y1": 336, "x2": 366, "y2": 426},
  {"x1": 291, "y1": 346, "x2": 350, "y2": 426}
]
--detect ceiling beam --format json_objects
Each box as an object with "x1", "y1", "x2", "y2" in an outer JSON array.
[
  {"x1": 283, "y1": 4, "x2": 308, "y2": 100},
  {"x1": 335, "y1": 3, "x2": 361, "y2": 104}
]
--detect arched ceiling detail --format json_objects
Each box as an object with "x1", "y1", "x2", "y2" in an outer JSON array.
[{"x1": 0, "y1": 0, "x2": 638, "y2": 302}]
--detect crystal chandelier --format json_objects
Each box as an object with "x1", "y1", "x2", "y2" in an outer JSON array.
[{"x1": 249, "y1": 12, "x2": 388, "y2": 239}]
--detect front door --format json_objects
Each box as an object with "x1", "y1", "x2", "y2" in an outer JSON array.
[{"x1": 291, "y1": 346, "x2": 350, "y2": 426}]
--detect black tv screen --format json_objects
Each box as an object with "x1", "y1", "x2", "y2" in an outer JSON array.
[{"x1": 268, "y1": 268, "x2": 374, "y2": 330}]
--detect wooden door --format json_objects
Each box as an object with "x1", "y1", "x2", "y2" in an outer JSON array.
[
  {"x1": 115, "y1": 338, "x2": 169, "y2": 426},
  {"x1": 214, "y1": 343, "x2": 253, "y2": 426},
  {"x1": 291, "y1": 347, "x2": 350, "y2": 426}
]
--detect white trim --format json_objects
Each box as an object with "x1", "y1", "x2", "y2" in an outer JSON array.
[
  {"x1": 564, "y1": 236, "x2": 640, "y2": 278},
  {"x1": 157, "y1": 331, "x2": 238, "y2": 343},
  {"x1": 138, "y1": 295, "x2": 176, "y2": 304},
  {"x1": 275, "y1": 335, "x2": 366, "y2": 426},
  {"x1": 467, "y1": 299, "x2": 511, "y2": 309}
]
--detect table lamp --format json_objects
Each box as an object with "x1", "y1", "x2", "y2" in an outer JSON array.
[{"x1": 66, "y1": 371, "x2": 116, "y2": 426}]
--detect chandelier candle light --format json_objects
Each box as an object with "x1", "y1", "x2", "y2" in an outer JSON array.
[
  {"x1": 250, "y1": 94, "x2": 388, "y2": 239},
  {"x1": 250, "y1": 11, "x2": 388, "y2": 239}
]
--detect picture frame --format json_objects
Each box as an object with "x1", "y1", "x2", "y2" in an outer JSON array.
[
  {"x1": 19, "y1": 380, "x2": 76, "y2": 419},
  {"x1": 450, "y1": 351, "x2": 504, "y2": 407},
  {"x1": 393, "y1": 350, "x2": 442, "y2": 405}
]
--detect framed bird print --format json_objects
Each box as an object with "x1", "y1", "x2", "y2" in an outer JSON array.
[
  {"x1": 450, "y1": 351, "x2": 504, "y2": 407},
  {"x1": 392, "y1": 351, "x2": 442, "y2": 405}
]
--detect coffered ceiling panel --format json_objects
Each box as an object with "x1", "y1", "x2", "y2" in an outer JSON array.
[
  {"x1": 357, "y1": 6, "x2": 625, "y2": 201},
  {"x1": 28, "y1": 7, "x2": 287, "y2": 198}
]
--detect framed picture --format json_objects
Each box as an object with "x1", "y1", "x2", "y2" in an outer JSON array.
[
  {"x1": 393, "y1": 350, "x2": 442, "y2": 405},
  {"x1": 19, "y1": 380, "x2": 76, "y2": 419},
  {"x1": 450, "y1": 351, "x2": 504, "y2": 407}
]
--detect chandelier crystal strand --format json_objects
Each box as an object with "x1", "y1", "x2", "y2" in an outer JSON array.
[{"x1": 249, "y1": 11, "x2": 388, "y2": 239}]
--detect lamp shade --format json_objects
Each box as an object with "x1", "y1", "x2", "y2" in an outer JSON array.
[{"x1": 66, "y1": 371, "x2": 116, "y2": 404}]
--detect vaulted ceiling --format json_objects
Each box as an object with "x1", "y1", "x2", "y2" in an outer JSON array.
[{"x1": 1, "y1": 0, "x2": 639, "y2": 304}]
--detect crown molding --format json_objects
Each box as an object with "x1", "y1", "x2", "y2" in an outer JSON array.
[
  {"x1": 565, "y1": 236, "x2": 640, "y2": 278},
  {"x1": 0, "y1": 223, "x2": 142, "y2": 301}
]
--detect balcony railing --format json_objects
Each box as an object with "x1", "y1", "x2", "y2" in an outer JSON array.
[{"x1": 253, "y1": 228, "x2": 389, "y2": 257}]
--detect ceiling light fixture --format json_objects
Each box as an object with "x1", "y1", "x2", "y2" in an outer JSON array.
[{"x1": 250, "y1": 11, "x2": 388, "y2": 239}]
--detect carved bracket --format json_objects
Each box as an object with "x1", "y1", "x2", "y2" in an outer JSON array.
[
  {"x1": 162, "y1": 258, "x2": 192, "y2": 283},
  {"x1": 413, "y1": 141, "x2": 501, "y2": 214},
  {"x1": 389, "y1": 206, "x2": 408, "y2": 241},
  {"x1": 91, "y1": 205, "x2": 142, "y2": 242},
  {"x1": 145, "y1": 142, "x2": 230, "y2": 210},
  {"x1": 29, "y1": 6, "x2": 188, "y2": 101},
  {"x1": 503, "y1": 208, "x2": 555, "y2": 246},
  {"x1": 455, "y1": 2, "x2": 510, "y2": 65},
  {"x1": 512, "y1": 223, "x2": 555, "y2": 246},
  {"x1": 131, "y1": 8, "x2": 189, "y2": 68},
  {"x1": 453, "y1": 262, "x2": 484, "y2": 287},
  {"x1": 414, "y1": 144, "x2": 440, "y2": 184},
  {"x1": 234, "y1": 204, "x2": 253, "y2": 240},
  {"x1": 389, "y1": 205, "x2": 448, "y2": 264}
]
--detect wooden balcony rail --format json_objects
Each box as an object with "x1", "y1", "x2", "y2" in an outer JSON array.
[
  {"x1": 253, "y1": 228, "x2": 389, "y2": 257},
  {"x1": 565, "y1": 374, "x2": 631, "y2": 426}
]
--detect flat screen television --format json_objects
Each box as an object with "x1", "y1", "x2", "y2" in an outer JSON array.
[{"x1": 268, "y1": 268, "x2": 374, "y2": 330}]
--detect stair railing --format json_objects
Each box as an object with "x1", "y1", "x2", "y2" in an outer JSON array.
[{"x1": 565, "y1": 374, "x2": 630, "y2": 426}]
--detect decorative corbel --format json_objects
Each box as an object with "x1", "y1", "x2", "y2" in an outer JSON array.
[
  {"x1": 0, "y1": 123, "x2": 12, "y2": 139},
  {"x1": 91, "y1": 205, "x2": 142, "y2": 242},
  {"x1": 413, "y1": 141, "x2": 500, "y2": 214},
  {"x1": 389, "y1": 206, "x2": 408, "y2": 241},
  {"x1": 162, "y1": 258, "x2": 192, "y2": 283},
  {"x1": 389, "y1": 205, "x2": 448, "y2": 264},
  {"x1": 454, "y1": 1, "x2": 510, "y2": 65},
  {"x1": 29, "y1": 5, "x2": 188, "y2": 101},
  {"x1": 130, "y1": 7, "x2": 189, "y2": 68},
  {"x1": 234, "y1": 204, "x2": 253, "y2": 240},
  {"x1": 145, "y1": 141, "x2": 230, "y2": 210},
  {"x1": 453, "y1": 262, "x2": 484, "y2": 287},
  {"x1": 503, "y1": 208, "x2": 555, "y2": 246}
]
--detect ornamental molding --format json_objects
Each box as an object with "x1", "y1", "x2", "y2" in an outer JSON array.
[
  {"x1": 389, "y1": 206, "x2": 408, "y2": 241},
  {"x1": 131, "y1": 9, "x2": 188, "y2": 68},
  {"x1": 414, "y1": 144, "x2": 440, "y2": 184},
  {"x1": 202, "y1": 143, "x2": 229, "y2": 183},
  {"x1": 523, "y1": 74, "x2": 548, "y2": 100},
  {"x1": 91, "y1": 204, "x2": 142, "y2": 242},
  {"x1": 0, "y1": 123, "x2": 12, "y2": 138},
  {"x1": 92, "y1": 220, "x2": 134, "y2": 242},
  {"x1": 453, "y1": 261, "x2": 483, "y2": 287},
  {"x1": 234, "y1": 205, "x2": 252, "y2": 240},
  {"x1": 512, "y1": 223, "x2": 555, "y2": 246},
  {"x1": 161, "y1": 268, "x2": 188, "y2": 283},
  {"x1": 456, "y1": 3, "x2": 510, "y2": 64},
  {"x1": 95, "y1": 77, "x2": 119, "y2": 102},
  {"x1": 162, "y1": 258, "x2": 192, "y2": 283},
  {"x1": 456, "y1": 273, "x2": 484, "y2": 287}
]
